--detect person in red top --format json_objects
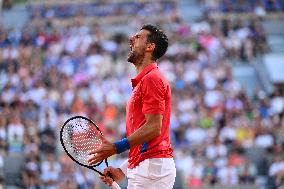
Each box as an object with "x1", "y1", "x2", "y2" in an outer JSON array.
[{"x1": 88, "y1": 24, "x2": 176, "y2": 189}]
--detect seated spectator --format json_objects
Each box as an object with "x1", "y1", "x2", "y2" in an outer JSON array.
[
  {"x1": 205, "y1": 137, "x2": 227, "y2": 160},
  {"x1": 2, "y1": 0, "x2": 12, "y2": 9},
  {"x1": 269, "y1": 155, "x2": 284, "y2": 186},
  {"x1": 217, "y1": 161, "x2": 239, "y2": 186},
  {"x1": 7, "y1": 115, "x2": 24, "y2": 154},
  {"x1": 263, "y1": 0, "x2": 282, "y2": 12},
  {"x1": 269, "y1": 89, "x2": 284, "y2": 116},
  {"x1": 22, "y1": 155, "x2": 41, "y2": 189},
  {"x1": 203, "y1": 160, "x2": 218, "y2": 186},
  {"x1": 254, "y1": 126, "x2": 274, "y2": 149},
  {"x1": 74, "y1": 167, "x2": 98, "y2": 189},
  {"x1": 187, "y1": 159, "x2": 204, "y2": 188},
  {"x1": 0, "y1": 118, "x2": 7, "y2": 153},
  {"x1": 238, "y1": 159, "x2": 257, "y2": 184},
  {"x1": 41, "y1": 153, "x2": 61, "y2": 189}
]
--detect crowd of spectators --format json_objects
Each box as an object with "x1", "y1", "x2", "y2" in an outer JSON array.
[
  {"x1": 202, "y1": 0, "x2": 284, "y2": 13},
  {"x1": 0, "y1": 1, "x2": 284, "y2": 189},
  {"x1": 28, "y1": 1, "x2": 176, "y2": 20}
]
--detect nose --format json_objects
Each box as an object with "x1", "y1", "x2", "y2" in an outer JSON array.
[{"x1": 129, "y1": 36, "x2": 134, "y2": 44}]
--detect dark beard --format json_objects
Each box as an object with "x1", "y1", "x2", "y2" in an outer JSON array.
[
  {"x1": 127, "y1": 51, "x2": 136, "y2": 63},
  {"x1": 127, "y1": 49, "x2": 145, "y2": 64}
]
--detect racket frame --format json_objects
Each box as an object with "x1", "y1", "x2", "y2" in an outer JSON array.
[{"x1": 60, "y1": 115, "x2": 109, "y2": 176}]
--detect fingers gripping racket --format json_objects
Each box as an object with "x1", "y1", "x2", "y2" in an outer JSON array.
[{"x1": 60, "y1": 116, "x2": 121, "y2": 189}]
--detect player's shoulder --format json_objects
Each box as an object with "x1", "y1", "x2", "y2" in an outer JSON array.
[
  {"x1": 143, "y1": 68, "x2": 161, "y2": 80},
  {"x1": 143, "y1": 68, "x2": 169, "y2": 86}
]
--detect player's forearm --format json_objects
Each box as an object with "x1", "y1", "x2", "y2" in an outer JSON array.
[
  {"x1": 114, "y1": 114, "x2": 162, "y2": 154},
  {"x1": 128, "y1": 121, "x2": 161, "y2": 147}
]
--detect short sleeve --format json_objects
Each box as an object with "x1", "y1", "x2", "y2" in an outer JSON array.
[{"x1": 141, "y1": 76, "x2": 165, "y2": 114}]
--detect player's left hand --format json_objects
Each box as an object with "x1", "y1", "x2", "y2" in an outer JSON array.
[
  {"x1": 100, "y1": 175, "x2": 113, "y2": 186},
  {"x1": 87, "y1": 135, "x2": 116, "y2": 165}
]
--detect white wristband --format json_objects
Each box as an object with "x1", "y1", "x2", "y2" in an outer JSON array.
[
  {"x1": 119, "y1": 159, "x2": 128, "y2": 176},
  {"x1": 111, "y1": 181, "x2": 121, "y2": 189}
]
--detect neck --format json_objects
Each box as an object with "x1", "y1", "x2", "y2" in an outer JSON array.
[{"x1": 134, "y1": 56, "x2": 154, "y2": 73}]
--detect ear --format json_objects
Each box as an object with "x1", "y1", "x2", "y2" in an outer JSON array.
[{"x1": 146, "y1": 43, "x2": 155, "y2": 52}]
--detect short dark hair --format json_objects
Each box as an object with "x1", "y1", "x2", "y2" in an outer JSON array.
[{"x1": 141, "y1": 24, "x2": 168, "y2": 61}]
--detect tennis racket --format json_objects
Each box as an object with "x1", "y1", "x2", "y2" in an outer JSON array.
[{"x1": 60, "y1": 115, "x2": 121, "y2": 189}]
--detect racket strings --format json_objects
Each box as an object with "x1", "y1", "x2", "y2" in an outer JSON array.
[{"x1": 62, "y1": 118, "x2": 102, "y2": 166}]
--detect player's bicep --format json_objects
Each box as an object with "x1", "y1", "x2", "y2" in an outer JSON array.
[{"x1": 145, "y1": 114, "x2": 163, "y2": 132}]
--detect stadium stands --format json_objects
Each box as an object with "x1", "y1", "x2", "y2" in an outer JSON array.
[
  {"x1": 28, "y1": 0, "x2": 177, "y2": 26},
  {"x1": 0, "y1": 0, "x2": 284, "y2": 189}
]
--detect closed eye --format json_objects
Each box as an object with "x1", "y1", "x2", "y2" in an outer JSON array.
[{"x1": 135, "y1": 35, "x2": 141, "y2": 39}]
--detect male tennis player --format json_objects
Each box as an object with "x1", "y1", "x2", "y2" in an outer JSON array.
[{"x1": 88, "y1": 24, "x2": 176, "y2": 189}]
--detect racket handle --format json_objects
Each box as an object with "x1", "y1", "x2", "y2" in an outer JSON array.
[
  {"x1": 106, "y1": 172, "x2": 114, "y2": 179},
  {"x1": 106, "y1": 173, "x2": 121, "y2": 189},
  {"x1": 111, "y1": 181, "x2": 121, "y2": 189}
]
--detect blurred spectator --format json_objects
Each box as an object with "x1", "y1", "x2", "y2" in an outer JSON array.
[
  {"x1": 203, "y1": 160, "x2": 218, "y2": 186},
  {"x1": 41, "y1": 153, "x2": 61, "y2": 189},
  {"x1": 204, "y1": 0, "x2": 284, "y2": 13},
  {"x1": 74, "y1": 167, "x2": 98, "y2": 189},
  {"x1": 269, "y1": 155, "x2": 284, "y2": 187},
  {"x1": 187, "y1": 160, "x2": 203, "y2": 188},
  {"x1": 255, "y1": 126, "x2": 274, "y2": 149},
  {"x1": 270, "y1": 89, "x2": 284, "y2": 116},
  {"x1": 7, "y1": 115, "x2": 24, "y2": 153},
  {"x1": 0, "y1": 118, "x2": 7, "y2": 152},
  {"x1": 58, "y1": 155, "x2": 79, "y2": 189},
  {"x1": 2, "y1": 0, "x2": 12, "y2": 9},
  {"x1": 217, "y1": 161, "x2": 239, "y2": 186},
  {"x1": 0, "y1": 151, "x2": 3, "y2": 186},
  {"x1": 205, "y1": 137, "x2": 227, "y2": 160},
  {"x1": 238, "y1": 159, "x2": 257, "y2": 184},
  {"x1": 28, "y1": 1, "x2": 176, "y2": 20},
  {"x1": 22, "y1": 155, "x2": 41, "y2": 189}
]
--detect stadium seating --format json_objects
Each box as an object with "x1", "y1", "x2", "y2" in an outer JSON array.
[{"x1": 0, "y1": 0, "x2": 284, "y2": 188}]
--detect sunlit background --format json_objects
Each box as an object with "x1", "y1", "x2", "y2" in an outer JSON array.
[{"x1": 0, "y1": 0, "x2": 284, "y2": 189}]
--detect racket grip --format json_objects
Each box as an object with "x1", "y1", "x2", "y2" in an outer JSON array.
[
  {"x1": 111, "y1": 181, "x2": 121, "y2": 189},
  {"x1": 106, "y1": 172, "x2": 114, "y2": 180},
  {"x1": 106, "y1": 171, "x2": 120, "y2": 189}
]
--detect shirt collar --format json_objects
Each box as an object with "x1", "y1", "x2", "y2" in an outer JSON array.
[{"x1": 131, "y1": 63, "x2": 157, "y2": 88}]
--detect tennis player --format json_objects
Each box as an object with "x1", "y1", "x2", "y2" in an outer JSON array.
[{"x1": 88, "y1": 24, "x2": 176, "y2": 189}]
